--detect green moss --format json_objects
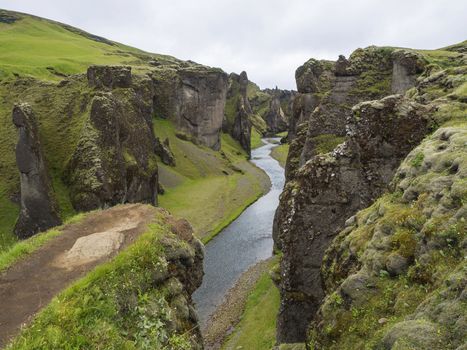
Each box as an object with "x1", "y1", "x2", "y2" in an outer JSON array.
[
  {"x1": 251, "y1": 127, "x2": 264, "y2": 149},
  {"x1": 271, "y1": 143, "x2": 289, "y2": 168},
  {"x1": 311, "y1": 134, "x2": 346, "y2": 154},
  {"x1": 391, "y1": 228, "x2": 417, "y2": 259}
]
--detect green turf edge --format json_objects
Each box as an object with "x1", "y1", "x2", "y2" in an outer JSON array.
[
  {"x1": 201, "y1": 189, "x2": 265, "y2": 245},
  {"x1": 0, "y1": 212, "x2": 87, "y2": 272}
]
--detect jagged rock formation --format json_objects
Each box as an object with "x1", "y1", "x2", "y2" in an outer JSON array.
[
  {"x1": 275, "y1": 95, "x2": 432, "y2": 342},
  {"x1": 391, "y1": 50, "x2": 426, "y2": 94},
  {"x1": 224, "y1": 71, "x2": 253, "y2": 155},
  {"x1": 308, "y1": 123, "x2": 466, "y2": 350},
  {"x1": 225, "y1": 72, "x2": 295, "y2": 153},
  {"x1": 65, "y1": 68, "x2": 158, "y2": 211},
  {"x1": 12, "y1": 103, "x2": 62, "y2": 239},
  {"x1": 152, "y1": 66, "x2": 229, "y2": 150},
  {"x1": 87, "y1": 65, "x2": 132, "y2": 89},
  {"x1": 273, "y1": 44, "x2": 465, "y2": 345},
  {"x1": 155, "y1": 137, "x2": 176, "y2": 166},
  {"x1": 262, "y1": 88, "x2": 296, "y2": 135},
  {"x1": 264, "y1": 95, "x2": 288, "y2": 134}
]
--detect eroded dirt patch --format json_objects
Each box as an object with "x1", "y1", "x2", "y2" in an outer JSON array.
[{"x1": 0, "y1": 204, "x2": 157, "y2": 347}]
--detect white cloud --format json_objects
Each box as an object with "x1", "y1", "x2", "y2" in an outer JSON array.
[{"x1": 2, "y1": 0, "x2": 466, "y2": 89}]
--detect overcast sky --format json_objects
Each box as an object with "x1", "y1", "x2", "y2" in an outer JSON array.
[{"x1": 2, "y1": 0, "x2": 466, "y2": 89}]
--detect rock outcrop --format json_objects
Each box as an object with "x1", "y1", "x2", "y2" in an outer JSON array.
[
  {"x1": 262, "y1": 88, "x2": 296, "y2": 135},
  {"x1": 264, "y1": 95, "x2": 288, "y2": 135},
  {"x1": 224, "y1": 71, "x2": 253, "y2": 155},
  {"x1": 275, "y1": 95, "x2": 431, "y2": 342},
  {"x1": 65, "y1": 69, "x2": 158, "y2": 211},
  {"x1": 152, "y1": 66, "x2": 229, "y2": 150},
  {"x1": 273, "y1": 43, "x2": 466, "y2": 347},
  {"x1": 309, "y1": 124, "x2": 466, "y2": 349},
  {"x1": 391, "y1": 49, "x2": 426, "y2": 94},
  {"x1": 87, "y1": 65, "x2": 132, "y2": 89},
  {"x1": 12, "y1": 103, "x2": 62, "y2": 239},
  {"x1": 155, "y1": 137, "x2": 176, "y2": 166}
]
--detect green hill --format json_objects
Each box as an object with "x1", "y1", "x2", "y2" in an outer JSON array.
[
  {"x1": 0, "y1": 9, "x2": 269, "y2": 252},
  {"x1": 0, "y1": 9, "x2": 180, "y2": 81}
]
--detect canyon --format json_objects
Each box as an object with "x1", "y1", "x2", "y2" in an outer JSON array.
[{"x1": 0, "y1": 8, "x2": 466, "y2": 350}]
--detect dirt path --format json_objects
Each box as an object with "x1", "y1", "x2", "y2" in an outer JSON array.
[
  {"x1": 202, "y1": 257, "x2": 274, "y2": 350},
  {"x1": 0, "y1": 204, "x2": 157, "y2": 348}
]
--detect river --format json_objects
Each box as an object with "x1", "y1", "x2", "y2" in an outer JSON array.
[{"x1": 193, "y1": 138, "x2": 285, "y2": 326}]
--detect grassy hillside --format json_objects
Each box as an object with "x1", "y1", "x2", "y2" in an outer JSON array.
[
  {"x1": 0, "y1": 9, "x2": 178, "y2": 81},
  {"x1": 154, "y1": 118, "x2": 270, "y2": 243},
  {"x1": 222, "y1": 259, "x2": 280, "y2": 349},
  {"x1": 0, "y1": 9, "x2": 270, "y2": 252}
]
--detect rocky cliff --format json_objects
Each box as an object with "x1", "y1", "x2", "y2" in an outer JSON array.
[
  {"x1": 250, "y1": 85, "x2": 296, "y2": 136},
  {"x1": 224, "y1": 71, "x2": 253, "y2": 156},
  {"x1": 65, "y1": 66, "x2": 159, "y2": 211},
  {"x1": 152, "y1": 65, "x2": 229, "y2": 151},
  {"x1": 273, "y1": 42, "x2": 467, "y2": 346},
  {"x1": 225, "y1": 72, "x2": 296, "y2": 153},
  {"x1": 12, "y1": 103, "x2": 61, "y2": 238},
  {"x1": 1, "y1": 58, "x2": 240, "y2": 238}
]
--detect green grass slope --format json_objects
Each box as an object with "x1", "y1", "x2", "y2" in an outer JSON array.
[
  {"x1": 222, "y1": 259, "x2": 280, "y2": 350},
  {"x1": 154, "y1": 118, "x2": 270, "y2": 243},
  {"x1": 0, "y1": 9, "x2": 270, "y2": 251},
  {"x1": 6, "y1": 208, "x2": 202, "y2": 349},
  {"x1": 0, "y1": 9, "x2": 178, "y2": 81}
]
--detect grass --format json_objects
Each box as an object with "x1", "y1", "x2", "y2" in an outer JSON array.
[
  {"x1": 6, "y1": 215, "x2": 196, "y2": 350},
  {"x1": 0, "y1": 10, "x2": 177, "y2": 81},
  {"x1": 271, "y1": 144, "x2": 289, "y2": 168},
  {"x1": 222, "y1": 260, "x2": 280, "y2": 350},
  {"x1": 154, "y1": 118, "x2": 270, "y2": 243},
  {"x1": 0, "y1": 76, "x2": 90, "y2": 252},
  {"x1": 311, "y1": 134, "x2": 346, "y2": 154},
  {"x1": 251, "y1": 127, "x2": 265, "y2": 149},
  {"x1": 0, "y1": 212, "x2": 86, "y2": 272}
]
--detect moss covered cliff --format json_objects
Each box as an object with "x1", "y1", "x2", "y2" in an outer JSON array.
[{"x1": 274, "y1": 41, "x2": 466, "y2": 347}]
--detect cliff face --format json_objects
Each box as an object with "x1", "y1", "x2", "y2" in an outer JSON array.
[
  {"x1": 225, "y1": 72, "x2": 296, "y2": 150},
  {"x1": 65, "y1": 67, "x2": 159, "y2": 211},
  {"x1": 273, "y1": 43, "x2": 466, "y2": 345},
  {"x1": 152, "y1": 65, "x2": 229, "y2": 151},
  {"x1": 12, "y1": 103, "x2": 61, "y2": 238},
  {"x1": 224, "y1": 71, "x2": 253, "y2": 155},
  {"x1": 2, "y1": 60, "x2": 236, "y2": 238}
]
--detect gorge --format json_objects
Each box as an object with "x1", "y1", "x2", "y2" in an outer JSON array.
[{"x1": 0, "y1": 7, "x2": 466, "y2": 350}]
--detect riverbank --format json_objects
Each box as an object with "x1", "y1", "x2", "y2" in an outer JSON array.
[
  {"x1": 202, "y1": 257, "x2": 276, "y2": 349},
  {"x1": 270, "y1": 143, "x2": 289, "y2": 168},
  {"x1": 154, "y1": 119, "x2": 270, "y2": 244},
  {"x1": 193, "y1": 138, "x2": 285, "y2": 347}
]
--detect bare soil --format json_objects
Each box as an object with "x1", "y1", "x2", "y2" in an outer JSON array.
[{"x1": 0, "y1": 203, "x2": 157, "y2": 348}]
